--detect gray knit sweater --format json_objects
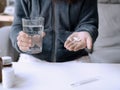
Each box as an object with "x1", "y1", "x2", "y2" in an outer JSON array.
[{"x1": 10, "y1": 0, "x2": 98, "y2": 62}]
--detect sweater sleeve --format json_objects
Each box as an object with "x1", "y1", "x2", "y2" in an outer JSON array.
[
  {"x1": 60, "y1": 0, "x2": 98, "y2": 43},
  {"x1": 9, "y1": 0, "x2": 27, "y2": 53},
  {"x1": 75, "y1": 0, "x2": 99, "y2": 43}
]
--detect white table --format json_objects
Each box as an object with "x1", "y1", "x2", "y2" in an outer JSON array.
[{"x1": 0, "y1": 61, "x2": 120, "y2": 90}]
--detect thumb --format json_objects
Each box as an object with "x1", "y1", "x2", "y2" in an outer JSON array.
[{"x1": 86, "y1": 36, "x2": 93, "y2": 50}]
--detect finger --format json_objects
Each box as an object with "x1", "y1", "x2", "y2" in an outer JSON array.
[
  {"x1": 65, "y1": 41, "x2": 73, "y2": 48},
  {"x1": 17, "y1": 31, "x2": 30, "y2": 42},
  {"x1": 17, "y1": 36, "x2": 32, "y2": 48},
  {"x1": 73, "y1": 44, "x2": 82, "y2": 51},
  {"x1": 67, "y1": 42, "x2": 78, "y2": 51},
  {"x1": 17, "y1": 31, "x2": 33, "y2": 51},
  {"x1": 19, "y1": 31, "x2": 28, "y2": 37},
  {"x1": 17, "y1": 40, "x2": 32, "y2": 47},
  {"x1": 65, "y1": 39, "x2": 76, "y2": 49},
  {"x1": 17, "y1": 31, "x2": 23, "y2": 41},
  {"x1": 17, "y1": 41, "x2": 30, "y2": 52},
  {"x1": 19, "y1": 33, "x2": 32, "y2": 43},
  {"x1": 21, "y1": 36, "x2": 32, "y2": 43},
  {"x1": 73, "y1": 40, "x2": 86, "y2": 51},
  {"x1": 33, "y1": 35, "x2": 41, "y2": 43},
  {"x1": 64, "y1": 39, "x2": 71, "y2": 48},
  {"x1": 64, "y1": 32, "x2": 79, "y2": 48},
  {"x1": 86, "y1": 37, "x2": 92, "y2": 50},
  {"x1": 19, "y1": 46, "x2": 29, "y2": 52},
  {"x1": 73, "y1": 43, "x2": 84, "y2": 51}
]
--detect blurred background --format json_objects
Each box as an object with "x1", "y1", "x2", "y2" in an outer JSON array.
[
  {"x1": 0, "y1": 0, "x2": 18, "y2": 61},
  {"x1": 0, "y1": 0, "x2": 14, "y2": 27}
]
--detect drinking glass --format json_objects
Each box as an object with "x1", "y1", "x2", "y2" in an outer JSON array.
[{"x1": 22, "y1": 17, "x2": 44, "y2": 54}]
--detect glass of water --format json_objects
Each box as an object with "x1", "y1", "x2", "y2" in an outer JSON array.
[{"x1": 22, "y1": 17, "x2": 44, "y2": 54}]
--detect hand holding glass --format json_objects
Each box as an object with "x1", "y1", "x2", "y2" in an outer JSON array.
[{"x1": 22, "y1": 17, "x2": 44, "y2": 54}]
